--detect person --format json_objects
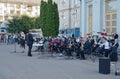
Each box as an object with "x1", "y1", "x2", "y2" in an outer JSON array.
[
  {"x1": 110, "y1": 39, "x2": 119, "y2": 61},
  {"x1": 102, "y1": 37, "x2": 110, "y2": 57},
  {"x1": 112, "y1": 33, "x2": 118, "y2": 40},
  {"x1": 26, "y1": 31, "x2": 34, "y2": 57},
  {"x1": 19, "y1": 36, "x2": 25, "y2": 53},
  {"x1": 83, "y1": 37, "x2": 91, "y2": 55},
  {"x1": 101, "y1": 29, "x2": 107, "y2": 37}
]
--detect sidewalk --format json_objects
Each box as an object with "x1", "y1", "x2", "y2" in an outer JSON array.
[{"x1": 0, "y1": 44, "x2": 119, "y2": 79}]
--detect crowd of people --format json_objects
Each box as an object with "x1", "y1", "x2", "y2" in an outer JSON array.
[
  {"x1": 0, "y1": 31, "x2": 119, "y2": 61},
  {"x1": 32, "y1": 32, "x2": 119, "y2": 61}
]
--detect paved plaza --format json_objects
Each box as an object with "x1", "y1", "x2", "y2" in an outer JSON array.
[{"x1": 0, "y1": 43, "x2": 120, "y2": 79}]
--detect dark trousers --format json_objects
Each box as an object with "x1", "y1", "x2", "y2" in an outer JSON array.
[
  {"x1": 28, "y1": 44, "x2": 32, "y2": 56},
  {"x1": 80, "y1": 50, "x2": 85, "y2": 59},
  {"x1": 104, "y1": 49, "x2": 109, "y2": 57}
]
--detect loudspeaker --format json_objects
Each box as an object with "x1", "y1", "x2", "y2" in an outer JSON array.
[{"x1": 99, "y1": 57, "x2": 110, "y2": 74}]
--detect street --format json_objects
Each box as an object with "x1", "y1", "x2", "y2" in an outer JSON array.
[{"x1": 0, "y1": 44, "x2": 119, "y2": 79}]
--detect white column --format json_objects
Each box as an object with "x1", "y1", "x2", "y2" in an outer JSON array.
[
  {"x1": 117, "y1": 0, "x2": 120, "y2": 35},
  {"x1": 80, "y1": 0, "x2": 86, "y2": 37},
  {"x1": 92, "y1": 0, "x2": 104, "y2": 35}
]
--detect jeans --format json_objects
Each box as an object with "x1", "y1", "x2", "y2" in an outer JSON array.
[{"x1": 28, "y1": 44, "x2": 32, "y2": 56}]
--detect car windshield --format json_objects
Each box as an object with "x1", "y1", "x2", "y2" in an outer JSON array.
[{"x1": 31, "y1": 33, "x2": 40, "y2": 38}]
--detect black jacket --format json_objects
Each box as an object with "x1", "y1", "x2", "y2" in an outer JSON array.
[{"x1": 26, "y1": 33, "x2": 34, "y2": 45}]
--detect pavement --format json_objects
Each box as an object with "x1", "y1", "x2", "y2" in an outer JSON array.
[{"x1": 0, "y1": 43, "x2": 120, "y2": 79}]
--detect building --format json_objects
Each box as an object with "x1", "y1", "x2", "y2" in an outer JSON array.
[
  {"x1": 80, "y1": 0, "x2": 120, "y2": 37},
  {"x1": 57, "y1": 0, "x2": 81, "y2": 37},
  {"x1": 0, "y1": 0, "x2": 40, "y2": 34},
  {"x1": 55, "y1": 0, "x2": 120, "y2": 38},
  {"x1": 0, "y1": 0, "x2": 120, "y2": 38}
]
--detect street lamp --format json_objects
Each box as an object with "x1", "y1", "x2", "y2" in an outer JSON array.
[{"x1": 68, "y1": 0, "x2": 71, "y2": 35}]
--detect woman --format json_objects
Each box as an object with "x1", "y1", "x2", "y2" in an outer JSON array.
[
  {"x1": 19, "y1": 36, "x2": 25, "y2": 53},
  {"x1": 110, "y1": 39, "x2": 119, "y2": 62}
]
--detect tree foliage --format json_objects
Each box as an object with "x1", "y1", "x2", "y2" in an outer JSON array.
[
  {"x1": 40, "y1": 0, "x2": 59, "y2": 37},
  {"x1": 7, "y1": 15, "x2": 34, "y2": 33},
  {"x1": 7, "y1": 0, "x2": 59, "y2": 36}
]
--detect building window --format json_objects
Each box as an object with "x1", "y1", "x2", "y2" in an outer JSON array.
[
  {"x1": 73, "y1": 0, "x2": 78, "y2": 5},
  {"x1": 112, "y1": 21, "x2": 116, "y2": 26},
  {"x1": 106, "y1": 28, "x2": 110, "y2": 33},
  {"x1": 0, "y1": 16, "x2": 3, "y2": 21},
  {"x1": 105, "y1": 0, "x2": 117, "y2": 35},
  {"x1": 88, "y1": 5, "x2": 92, "y2": 33},
  {"x1": 106, "y1": 15, "x2": 110, "y2": 20},
  {"x1": 16, "y1": 11, "x2": 20, "y2": 15},
  {"x1": 106, "y1": 21, "x2": 110, "y2": 26},
  {"x1": 16, "y1": 4, "x2": 21, "y2": 9},
  {"x1": 10, "y1": 10, "x2": 14, "y2": 14},
  {"x1": 112, "y1": 14, "x2": 117, "y2": 19}
]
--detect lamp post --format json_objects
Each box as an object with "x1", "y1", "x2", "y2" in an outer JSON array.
[
  {"x1": 68, "y1": 0, "x2": 71, "y2": 35},
  {"x1": 61, "y1": 0, "x2": 65, "y2": 35}
]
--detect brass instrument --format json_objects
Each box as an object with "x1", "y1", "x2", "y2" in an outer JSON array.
[{"x1": 80, "y1": 44, "x2": 84, "y2": 51}]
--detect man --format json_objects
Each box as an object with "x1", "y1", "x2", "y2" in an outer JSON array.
[
  {"x1": 113, "y1": 33, "x2": 118, "y2": 40},
  {"x1": 26, "y1": 31, "x2": 34, "y2": 57}
]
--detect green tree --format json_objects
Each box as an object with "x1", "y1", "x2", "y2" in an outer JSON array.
[
  {"x1": 40, "y1": 0, "x2": 59, "y2": 37},
  {"x1": 45, "y1": 0, "x2": 54, "y2": 36},
  {"x1": 53, "y1": 2, "x2": 59, "y2": 36},
  {"x1": 34, "y1": 16, "x2": 41, "y2": 29},
  {"x1": 7, "y1": 16, "x2": 21, "y2": 33},
  {"x1": 40, "y1": 0, "x2": 48, "y2": 36},
  {"x1": 7, "y1": 15, "x2": 34, "y2": 33}
]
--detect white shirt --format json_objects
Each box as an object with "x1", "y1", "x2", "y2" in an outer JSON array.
[{"x1": 103, "y1": 41, "x2": 110, "y2": 49}]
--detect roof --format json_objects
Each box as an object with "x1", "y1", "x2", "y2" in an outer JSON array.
[{"x1": 0, "y1": 0, "x2": 41, "y2": 5}]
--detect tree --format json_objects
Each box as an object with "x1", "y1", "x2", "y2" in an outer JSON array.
[
  {"x1": 40, "y1": 0, "x2": 59, "y2": 37},
  {"x1": 53, "y1": 2, "x2": 59, "y2": 36},
  {"x1": 7, "y1": 15, "x2": 34, "y2": 33},
  {"x1": 45, "y1": 0, "x2": 54, "y2": 36},
  {"x1": 34, "y1": 16, "x2": 41, "y2": 29},
  {"x1": 7, "y1": 16, "x2": 21, "y2": 33},
  {"x1": 40, "y1": 0, "x2": 48, "y2": 36}
]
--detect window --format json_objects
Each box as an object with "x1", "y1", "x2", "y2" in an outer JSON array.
[
  {"x1": 106, "y1": 21, "x2": 110, "y2": 26},
  {"x1": 0, "y1": 16, "x2": 3, "y2": 21},
  {"x1": 16, "y1": 4, "x2": 21, "y2": 9},
  {"x1": 88, "y1": 5, "x2": 92, "y2": 33},
  {"x1": 105, "y1": 0, "x2": 117, "y2": 35},
  {"x1": 106, "y1": 28, "x2": 110, "y2": 33},
  {"x1": 112, "y1": 21, "x2": 116, "y2": 26},
  {"x1": 10, "y1": 10, "x2": 14, "y2": 14},
  {"x1": 61, "y1": 0, "x2": 66, "y2": 5},
  {"x1": 1, "y1": 30, "x2": 4, "y2": 32},
  {"x1": 16, "y1": 11, "x2": 20, "y2": 14},
  {"x1": 73, "y1": 0, "x2": 78, "y2": 5},
  {"x1": 106, "y1": 15, "x2": 110, "y2": 20},
  {"x1": 112, "y1": 14, "x2": 117, "y2": 19}
]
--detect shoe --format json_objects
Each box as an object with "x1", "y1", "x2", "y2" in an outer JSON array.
[
  {"x1": 80, "y1": 58, "x2": 85, "y2": 60},
  {"x1": 28, "y1": 55, "x2": 32, "y2": 57},
  {"x1": 21, "y1": 51, "x2": 25, "y2": 53}
]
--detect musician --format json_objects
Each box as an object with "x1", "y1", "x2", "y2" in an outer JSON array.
[
  {"x1": 90, "y1": 35, "x2": 98, "y2": 52},
  {"x1": 101, "y1": 29, "x2": 107, "y2": 37},
  {"x1": 74, "y1": 37, "x2": 81, "y2": 59},
  {"x1": 110, "y1": 39, "x2": 119, "y2": 61},
  {"x1": 112, "y1": 33, "x2": 118, "y2": 40},
  {"x1": 83, "y1": 37, "x2": 91, "y2": 55},
  {"x1": 66, "y1": 37, "x2": 74, "y2": 57},
  {"x1": 102, "y1": 37, "x2": 110, "y2": 57}
]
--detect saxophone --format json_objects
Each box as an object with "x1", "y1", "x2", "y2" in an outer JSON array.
[{"x1": 80, "y1": 44, "x2": 84, "y2": 51}]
